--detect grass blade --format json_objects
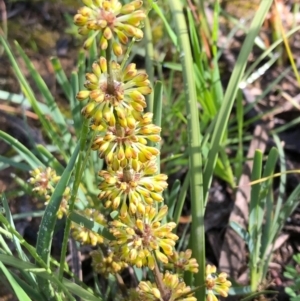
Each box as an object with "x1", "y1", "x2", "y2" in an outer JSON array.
[
  {"x1": 0, "y1": 130, "x2": 44, "y2": 168},
  {"x1": 14, "y1": 42, "x2": 73, "y2": 147},
  {"x1": 51, "y1": 57, "x2": 71, "y2": 101},
  {"x1": 169, "y1": 1, "x2": 205, "y2": 298},
  {"x1": 0, "y1": 37, "x2": 69, "y2": 161},
  {"x1": 203, "y1": 0, "x2": 274, "y2": 203},
  {"x1": 36, "y1": 142, "x2": 80, "y2": 299},
  {"x1": 0, "y1": 261, "x2": 31, "y2": 301}
]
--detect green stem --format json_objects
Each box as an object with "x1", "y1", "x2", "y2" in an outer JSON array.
[
  {"x1": 144, "y1": 16, "x2": 154, "y2": 113},
  {"x1": 152, "y1": 81, "x2": 163, "y2": 173},
  {"x1": 169, "y1": 1, "x2": 205, "y2": 300},
  {"x1": 193, "y1": 0, "x2": 211, "y2": 41},
  {"x1": 106, "y1": 39, "x2": 113, "y2": 78},
  {"x1": 120, "y1": 38, "x2": 136, "y2": 71}
]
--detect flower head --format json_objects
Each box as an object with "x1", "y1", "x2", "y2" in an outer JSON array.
[
  {"x1": 71, "y1": 209, "x2": 107, "y2": 246},
  {"x1": 137, "y1": 281, "x2": 161, "y2": 301},
  {"x1": 74, "y1": 0, "x2": 146, "y2": 54},
  {"x1": 91, "y1": 249, "x2": 128, "y2": 276},
  {"x1": 167, "y1": 249, "x2": 199, "y2": 274},
  {"x1": 98, "y1": 159, "x2": 168, "y2": 212},
  {"x1": 205, "y1": 265, "x2": 231, "y2": 301},
  {"x1": 109, "y1": 205, "x2": 178, "y2": 269},
  {"x1": 28, "y1": 167, "x2": 60, "y2": 200},
  {"x1": 77, "y1": 57, "x2": 152, "y2": 122},
  {"x1": 44, "y1": 186, "x2": 71, "y2": 219},
  {"x1": 92, "y1": 111, "x2": 161, "y2": 164},
  {"x1": 28, "y1": 167, "x2": 71, "y2": 219},
  {"x1": 138, "y1": 271, "x2": 197, "y2": 301}
]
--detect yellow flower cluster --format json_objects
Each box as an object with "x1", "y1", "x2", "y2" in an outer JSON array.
[
  {"x1": 77, "y1": 57, "x2": 152, "y2": 127},
  {"x1": 91, "y1": 249, "x2": 128, "y2": 276},
  {"x1": 205, "y1": 265, "x2": 232, "y2": 301},
  {"x1": 74, "y1": 0, "x2": 146, "y2": 54},
  {"x1": 110, "y1": 205, "x2": 178, "y2": 269},
  {"x1": 71, "y1": 209, "x2": 107, "y2": 246},
  {"x1": 167, "y1": 249, "x2": 199, "y2": 275},
  {"x1": 73, "y1": 1, "x2": 200, "y2": 300},
  {"x1": 98, "y1": 160, "x2": 167, "y2": 212},
  {"x1": 28, "y1": 167, "x2": 70, "y2": 219},
  {"x1": 138, "y1": 271, "x2": 197, "y2": 301},
  {"x1": 28, "y1": 167, "x2": 60, "y2": 200},
  {"x1": 74, "y1": 0, "x2": 179, "y2": 270}
]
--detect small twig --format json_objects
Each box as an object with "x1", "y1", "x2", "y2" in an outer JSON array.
[
  {"x1": 0, "y1": 104, "x2": 39, "y2": 120},
  {"x1": 153, "y1": 258, "x2": 169, "y2": 301}
]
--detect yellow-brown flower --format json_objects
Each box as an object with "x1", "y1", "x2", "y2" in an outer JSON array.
[
  {"x1": 138, "y1": 271, "x2": 196, "y2": 301},
  {"x1": 167, "y1": 249, "x2": 199, "y2": 274},
  {"x1": 92, "y1": 111, "x2": 160, "y2": 164},
  {"x1": 98, "y1": 159, "x2": 167, "y2": 212},
  {"x1": 91, "y1": 249, "x2": 128, "y2": 276},
  {"x1": 28, "y1": 167, "x2": 60, "y2": 199},
  {"x1": 74, "y1": 0, "x2": 146, "y2": 54},
  {"x1": 77, "y1": 57, "x2": 152, "y2": 123},
  {"x1": 205, "y1": 265, "x2": 231, "y2": 301},
  {"x1": 137, "y1": 281, "x2": 161, "y2": 301},
  {"x1": 44, "y1": 186, "x2": 71, "y2": 219},
  {"x1": 71, "y1": 209, "x2": 107, "y2": 246},
  {"x1": 109, "y1": 205, "x2": 178, "y2": 269}
]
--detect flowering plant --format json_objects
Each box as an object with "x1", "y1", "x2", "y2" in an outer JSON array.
[
  {"x1": 1, "y1": 0, "x2": 282, "y2": 300},
  {"x1": 24, "y1": 1, "x2": 231, "y2": 300},
  {"x1": 45, "y1": 1, "x2": 231, "y2": 300}
]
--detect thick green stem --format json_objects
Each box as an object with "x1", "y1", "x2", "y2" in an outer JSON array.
[{"x1": 169, "y1": 1, "x2": 205, "y2": 300}]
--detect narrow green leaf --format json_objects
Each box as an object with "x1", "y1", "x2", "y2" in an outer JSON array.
[
  {"x1": 173, "y1": 170, "x2": 190, "y2": 227},
  {"x1": 36, "y1": 142, "x2": 80, "y2": 298},
  {"x1": 169, "y1": 2, "x2": 204, "y2": 297},
  {"x1": 36, "y1": 144, "x2": 64, "y2": 175},
  {"x1": 12, "y1": 272, "x2": 46, "y2": 301},
  {"x1": 0, "y1": 130, "x2": 44, "y2": 168},
  {"x1": 70, "y1": 71, "x2": 83, "y2": 138},
  {"x1": 260, "y1": 148, "x2": 278, "y2": 262},
  {"x1": 77, "y1": 50, "x2": 86, "y2": 90},
  {"x1": 0, "y1": 37, "x2": 69, "y2": 160},
  {"x1": 63, "y1": 279, "x2": 102, "y2": 301},
  {"x1": 14, "y1": 42, "x2": 72, "y2": 147},
  {"x1": 153, "y1": 81, "x2": 163, "y2": 128},
  {"x1": 230, "y1": 221, "x2": 252, "y2": 252},
  {"x1": 152, "y1": 2, "x2": 177, "y2": 46},
  {"x1": 203, "y1": 0, "x2": 274, "y2": 203},
  {"x1": 249, "y1": 150, "x2": 263, "y2": 267},
  {"x1": 0, "y1": 254, "x2": 97, "y2": 301},
  {"x1": 0, "y1": 155, "x2": 31, "y2": 171},
  {"x1": 144, "y1": 16, "x2": 154, "y2": 112},
  {"x1": 0, "y1": 261, "x2": 31, "y2": 301},
  {"x1": 69, "y1": 211, "x2": 114, "y2": 241},
  {"x1": 166, "y1": 179, "x2": 181, "y2": 219},
  {"x1": 51, "y1": 57, "x2": 71, "y2": 100}
]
